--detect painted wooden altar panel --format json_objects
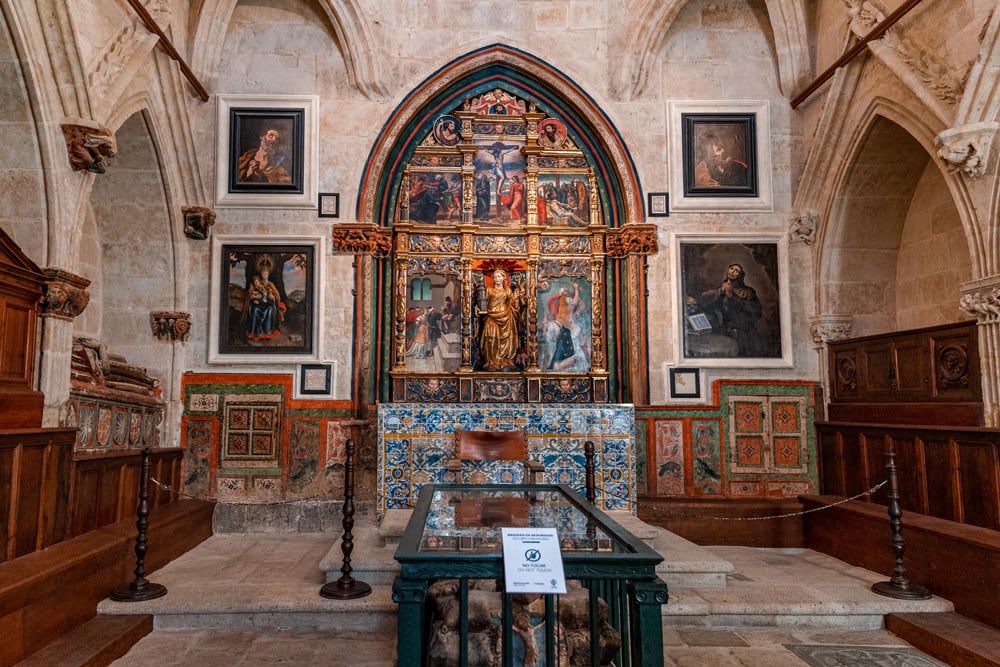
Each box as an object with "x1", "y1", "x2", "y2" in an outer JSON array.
[{"x1": 377, "y1": 403, "x2": 636, "y2": 516}]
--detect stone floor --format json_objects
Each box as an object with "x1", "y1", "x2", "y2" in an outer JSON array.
[{"x1": 104, "y1": 531, "x2": 952, "y2": 666}]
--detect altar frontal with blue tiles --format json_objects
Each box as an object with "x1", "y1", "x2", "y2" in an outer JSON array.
[{"x1": 378, "y1": 403, "x2": 636, "y2": 516}]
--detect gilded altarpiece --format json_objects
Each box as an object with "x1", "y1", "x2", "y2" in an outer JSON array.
[{"x1": 388, "y1": 90, "x2": 610, "y2": 403}]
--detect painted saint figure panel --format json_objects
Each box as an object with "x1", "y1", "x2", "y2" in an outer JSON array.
[
  {"x1": 536, "y1": 174, "x2": 589, "y2": 227},
  {"x1": 403, "y1": 275, "x2": 461, "y2": 373},
  {"x1": 537, "y1": 278, "x2": 592, "y2": 373}
]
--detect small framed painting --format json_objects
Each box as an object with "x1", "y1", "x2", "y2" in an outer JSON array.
[
  {"x1": 318, "y1": 192, "x2": 340, "y2": 218},
  {"x1": 297, "y1": 363, "x2": 333, "y2": 397},
  {"x1": 647, "y1": 192, "x2": 669, "y2": 217},
  {"x1": 215, "y1": 95, "x2": 318, "y2": 208},
  {"x1": 208, "y1": 235, "x2": 324, "y2": 363},
  {"x1": 669, "y1": 368, "x2": 701, "y2": 399}
]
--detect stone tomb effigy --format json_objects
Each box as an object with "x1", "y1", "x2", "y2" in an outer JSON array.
[{"x1": 377, "y1": 402, "x2": 636, "y2": 517}]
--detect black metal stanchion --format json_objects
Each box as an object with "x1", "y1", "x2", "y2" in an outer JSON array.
[
  {"x1": 871, "y1": 449, "x2": 931, "y2": 600},
  {"x1": 320, "y1": 437, "x2": 372, "y2": 599},
  {"x1": 111, "y1": 446, "x2": 167, "y2": 601}
]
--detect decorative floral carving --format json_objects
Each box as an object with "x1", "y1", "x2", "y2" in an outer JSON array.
[
  {"x1": 61, "y1": 121, "x2": 117, "y2": 174},
  {"x1": 810, "y1": 315, "x2": 853, "y2": 344},
  {"x1": 605, "y1": 225, "x2": 658, "y2": 257},
  {"x1": 42, "y1": 269, "x2": 91, "y2": 320},
  {"x1": 331, "y1": 224, "x2": 393, "y2": 256},
  {"x1": 150, "y1": 311, "x2": 191, "y2": 342}
]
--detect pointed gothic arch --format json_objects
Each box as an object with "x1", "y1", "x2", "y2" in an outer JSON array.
[{"x1": 347, "y1": 44, "x2": 654, "y2": 407}]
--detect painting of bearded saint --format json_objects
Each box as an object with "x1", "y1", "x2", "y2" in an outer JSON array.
[{"x1": 537, "y1": 279, "x2": 592, "y2": 373}]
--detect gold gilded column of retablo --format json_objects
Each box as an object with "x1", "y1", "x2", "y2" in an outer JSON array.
[
  {"x1": 398, "y1": 168, "x2": 411, "y2": 223},
  {"x1": 590, "y1": 253, "x2": 606, "y2": 373},
  {"x1": 525, "y1": 255, "x2": 540, "y2": 372},
  {"x1": 459, "y1": 256, "x2": 474, "y2": 373},
  {"x1": 391, "y1": 231, "x2": 410, "y2": 371}
]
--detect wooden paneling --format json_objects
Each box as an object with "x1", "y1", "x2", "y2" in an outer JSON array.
[
  {"x1": 638, "y1": 498, "x2": 804, "y2": 548},
  {"x1": 827, "y1": 321, "x2": 982, "y2": 427},
  {"x1": 816, "y1": 422, "x2": 1000, "y2": 531},
  {"x1": 69, "y1": 449, "x2": 183, "y2": 538},
  {"x1": 0, "y1": 429, "x2": 76, "y2": 564},
  {"x1": 0, "y1": 499, "x2": 213, "y2": 665},
  {"x1": 803, "y1": 495, "x2": 1000, "y2": 629}
]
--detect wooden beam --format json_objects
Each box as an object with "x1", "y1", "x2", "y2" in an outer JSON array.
[
  {"x1": 124, "y1": 0, "x2": 209, "y2": 102},
  {"x1": 791, "y1": 0, "x2": 926, "y2": 109}
]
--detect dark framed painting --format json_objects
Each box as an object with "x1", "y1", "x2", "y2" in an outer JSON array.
[
  {"x1": 298, "y1": 363, "x2": 332, "y2": 396},
  {"x1": 647, "y1": 192, "x2": 669, "y2": 217},
  {"x1": 209, "y1": 235, "x2": 323, "y2": 363},
  {"x1": 318, "y1": 192, "x2": 340, "y2": 218},
  {"x1": 682, "y1": 112, "x2": 757, "y2": 198},
  {"x1": 215, "y1": 95, "x2": 318, "y2": 208},
  {"x1": 227, "y1": 107, "x2": 304, "y2": 194},
  {"x1": 668, "y1": 101, "x2": 772, "y2": 212},
  {"x1": 669, "y1": 368, "x2": 701, "y2": 399},
  {"x1": 673, "y1": 233, "x2": 791, "y2": 368}
]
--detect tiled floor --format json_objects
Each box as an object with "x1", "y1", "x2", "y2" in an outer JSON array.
[{"x1": 105, "y1": 533, "x2": 950, "y2": 666}]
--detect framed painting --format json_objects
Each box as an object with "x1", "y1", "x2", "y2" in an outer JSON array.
[
  {"x1": 669, "y1": 367, "x2": 701, "y2": 400},
  {"x1": 672, "y1": 233, "x2": 792, "y2": 368},
  {"x1": 667, "y1": 101, "x2": 772, "y2": 212},
  {"x1": 208, "y1": 235, "x2": 324, "y2": 363},
  {"x1": 215, "y1": 95, "x2": 318, "y2": 208},
  {"x1": 318, "y1": 192, "x2": 340, "y2": 218},
  {"x1": 647, "y1": 192, "x2": 669, "y2": 217},
  {"x1": 536, "y1": 172, "x2": 590, "y2": 227},
  {"x1": 295, "y1": 362, "x2": 335, "y2": 399}
]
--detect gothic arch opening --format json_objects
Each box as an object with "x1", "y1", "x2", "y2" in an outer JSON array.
[
  {"x1": 350, "y1": 45, "x2": 651, "y2": 406},
  {"x1": 822, "y1": 115, "x2": 972, "y2": 337}
]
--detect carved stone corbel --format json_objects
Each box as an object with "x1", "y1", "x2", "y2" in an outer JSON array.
[
  {"x1": 789, "y1": 209, "x2": 818, "y2": 245},
  {"x1": 182, "y1": 206, "x2": 216, "y2": 240},
  {"x1": 810, "y1": 314, "x2": 853, "y2": 345},
  {"x1": 60, "y1": 119, "x2": 117, "y2": 174},
  {"x1": 959, "y1": 275, "x2": 1000, "y2": 323},
  {"x1": 936, "y1": 122, "x2": 999, "y2": 178},
  {"x1": 42, "y1": 269, "x2": 91, "y2": 320},
  {"x1": 331, "y1": 224, "x2": 393, "y2": 256},
  {"x1": 150, "y1": 311, "x2": 191, "y2": 342}
]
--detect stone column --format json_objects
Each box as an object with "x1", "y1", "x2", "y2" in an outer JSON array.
[
  {"x1": 810, "y1": 315, "x2": 853, "y2": 420},
  {"x1": 39, "y1": 269, "x2": 91, "y2": 426},
  {"x1": 959, "y1": 277, "x2": 1000, "y2": 427}
]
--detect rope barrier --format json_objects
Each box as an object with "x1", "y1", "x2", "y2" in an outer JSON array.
[
  {"x1": 152, "y1": 477, "x2": 887, "y2": 521},
  {"x1": 641, "y1": 480, "x2": 888, "y2": 521}
]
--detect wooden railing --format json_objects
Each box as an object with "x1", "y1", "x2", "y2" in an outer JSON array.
[
  {"x1": 0, "y1": 428, "x2": 77, "y2": 562},
  {"x1": 815, "y1": 421, "x2": 1000, "y2": 530},
  {"x1": 70, "y1": 447, "x2": 182, "y2": 537}
]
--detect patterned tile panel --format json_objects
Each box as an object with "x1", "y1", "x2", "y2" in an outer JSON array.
[
  {"x1": 654, "y1": 420, "x2": 684, "y2": 496},
  {"x1": 378, "y1": 403, "x2": 635, "y2": 516}
]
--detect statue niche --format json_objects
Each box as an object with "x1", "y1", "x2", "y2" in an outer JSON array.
[{"x1": 389, "y1": 88, "x2": 607, "y2": 404}]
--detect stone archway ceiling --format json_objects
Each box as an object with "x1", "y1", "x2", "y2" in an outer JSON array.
[
  {"x1": 190, "y1": 0, "x2": 386, "y2": 98},
  {"x1": 613, "y1": 0, "x2": 810, "y2": 100},
  {"x1": 357, "y1": 44, "x2": 642, "y2": 230}
]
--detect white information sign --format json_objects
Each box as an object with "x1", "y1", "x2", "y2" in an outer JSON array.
[{"x1": 501, "y1": 527, "x2": 567, "y2": 594}]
